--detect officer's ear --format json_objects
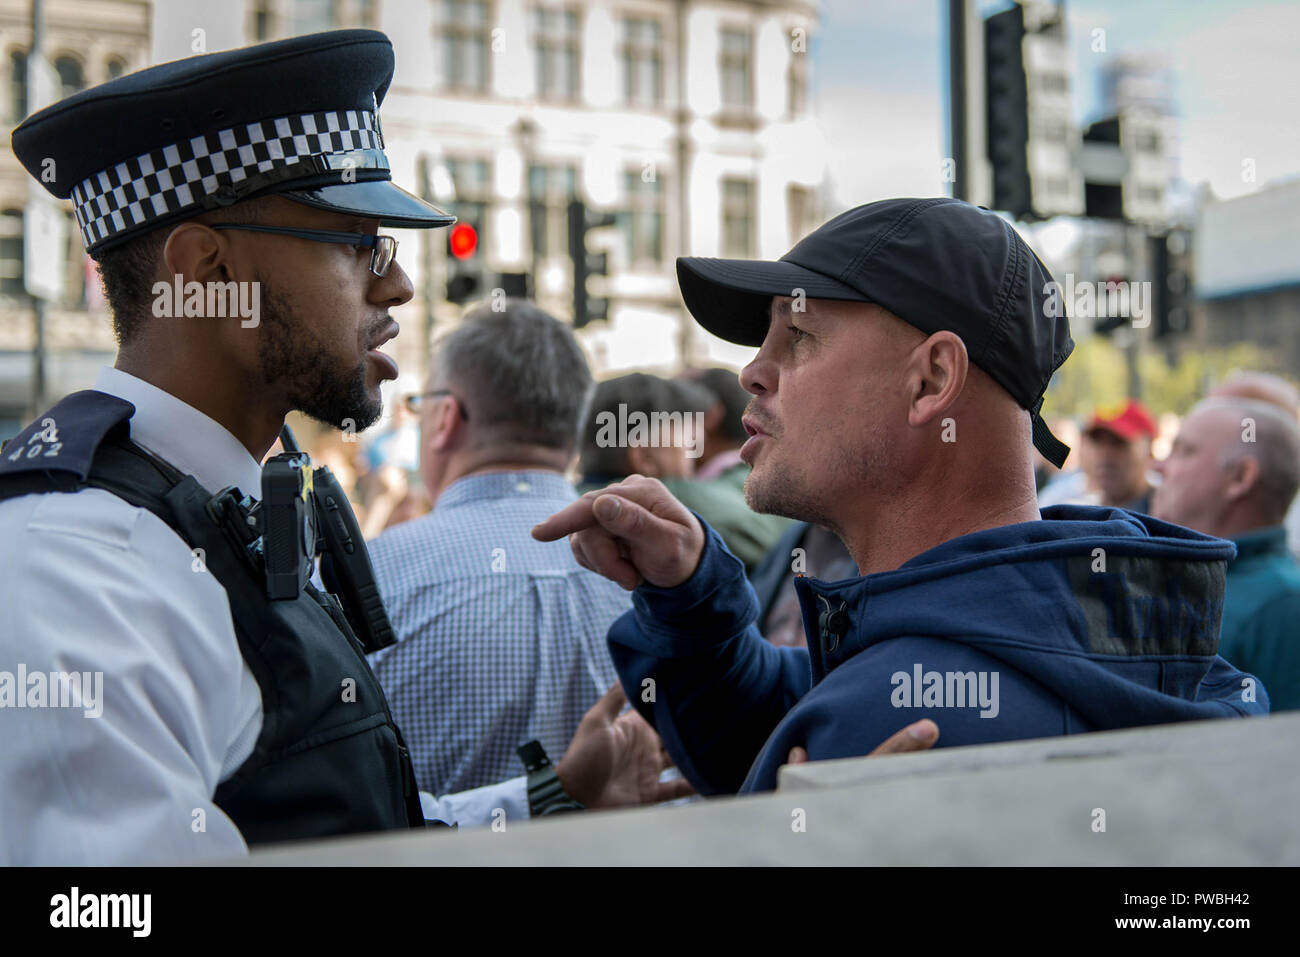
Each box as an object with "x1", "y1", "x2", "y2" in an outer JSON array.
[
  {"x1": 904, "y1": 330, "x2": 968, "y2": 428},
  {"x1": 162, "y1": 222, "x2": 232, "y2": 285}
]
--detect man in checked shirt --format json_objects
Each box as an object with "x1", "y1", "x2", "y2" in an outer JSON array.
[{"x1": 368, "y1": 300, "x2": 655, "y2": 800}]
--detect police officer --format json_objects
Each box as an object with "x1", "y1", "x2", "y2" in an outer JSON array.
[{"x1": 0, "y1": 30, "x2": 689, "y2": 865}]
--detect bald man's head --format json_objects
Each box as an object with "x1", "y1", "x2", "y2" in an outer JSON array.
[
  {"x1": 1210, "y1": 371, "x2": 1300, "y2": 420},
  {"x1": 1152, "y1": 396, "x2": 1300, "y2": 537}
]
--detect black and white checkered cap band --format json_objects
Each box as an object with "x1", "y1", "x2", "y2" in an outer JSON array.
[{"x1": 71, "y1": 108, "x2": 385, "y2": 250}]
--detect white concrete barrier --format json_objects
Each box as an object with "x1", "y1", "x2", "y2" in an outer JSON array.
[{"x1": 238, "y1": 712, "x2": 1300, "y2": 866}]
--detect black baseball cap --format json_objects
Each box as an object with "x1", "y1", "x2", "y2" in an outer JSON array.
[
  {"x1": 11, "y1": 30, "x2": 454, "y2": 255},
  {"x1": 676, "y1": 197, "x2": 1074, "y2": 467}
]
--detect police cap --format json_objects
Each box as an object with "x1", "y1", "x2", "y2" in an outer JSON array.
[{"x1": 11, "y1": 29, "x2": 453, "y2": 254}]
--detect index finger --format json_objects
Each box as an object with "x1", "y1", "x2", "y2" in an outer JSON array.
[{"x1": 532, "y1": 493, "x2": 601, "y2": 542}]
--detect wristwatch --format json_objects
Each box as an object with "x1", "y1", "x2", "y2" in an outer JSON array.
[{"x1": 517, "y1": 740, "x2": 585, "y2": 816}]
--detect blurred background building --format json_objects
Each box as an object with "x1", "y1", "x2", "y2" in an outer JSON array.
[
  {"x1": 1194, "y1": 179, "x2": 1300, "y2": 375},
  {"x1": 0, "y1": 0, "x2": 829, "y2": 434},
  {"x1": 367, "y1": 0, "x2": 827, "y2": 383},
  {"x1": 0, "y1": 0, "x2": 149, "y2": 435},
  {"x1": 1, "y1": 0, "x2": 1297, "y2": 441}
]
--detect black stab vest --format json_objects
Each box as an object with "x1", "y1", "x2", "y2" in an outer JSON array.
[{"x1": 0, "y1": 390, "x2": 426, "y2": 845}]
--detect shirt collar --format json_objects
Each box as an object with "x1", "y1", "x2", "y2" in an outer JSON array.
[
  {"x1": 1230, "y1": 525, "x2": 1289, "y2": 562},
  {"x1": 436, "y1": 469, "x2": 576, "y2": 511},
  {"x1": 94, "y1": 366, "x2": 264, "y2": 497}
]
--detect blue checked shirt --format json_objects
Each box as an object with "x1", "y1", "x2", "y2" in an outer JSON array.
[{"x1": 367, "y1": 470, "x2": 628, "y2": 796}]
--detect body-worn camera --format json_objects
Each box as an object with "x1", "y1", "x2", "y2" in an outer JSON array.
[{"x1": 261, "y1": 452, "x2": 318, "y2": 600}]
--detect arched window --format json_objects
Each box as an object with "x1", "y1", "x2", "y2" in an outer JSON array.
[
  {"x1": 10, "y1": 49, "x2": 27, "y2": 122},
  {"x1": 63, "y1": 210, "x2": 85, "y2": 307},
  {"x1": 53, "y1": 55, "x2": 83, "y2": 98},
  {"x1": 0, "y1": 209, "x2": 25, "y2": 298},
  {"x1": 106, "y1": 57, "x2": 126, "y2": 81}
]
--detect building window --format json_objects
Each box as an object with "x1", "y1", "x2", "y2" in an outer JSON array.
[
  {"x1": 786, "y1": 42, "x2": 807, "y2": 117},
  {"x1": 719, "y1": 28, "x2": 752, "y2": 112},
  {"x1": 61, "y1": 210, "x2": 85, "y2": 308},
  {"x1": 0, "y1": 209, "x2": 25, "y2": 299},
  {"x1": 54, "y1": 56, "x2": 83, "y2": 98},
  {"x1": 1134, "y1": 130, "x2": 1161, "y2": 152},
  {"x1": 253, "y1": 1, "x2": 273, "y2": 40},
  {"x1": 1044, "y1": 177, "x2": 1071, "y2": 197},
  {"x1": 1035, "y1": 118, "x2": 1069, "y2": 143},
  {"x1": 10, "y1": 50, "x2": 27, "y2": 123},
  {"x1": 787, "y1": 184, "x2": 814, "y2": 246},
  {"x1": 292, "y1": 0, "x2": 336, "y2": 34},
  {"x1": 106, "y1": 57, "x2": 126, "y2": 81},
  {"x1": 445, "y1": 157, "x2": 492, "y2": 253},
  {"x1": 721, "y1": 178, "x2": 754, "y2": 258},
  {"x1": 439, "y1": 0, "x2": 492, "y2": 93},
  {"x1": 533, "y1": 5, "x2": 579, "y2": 101},
  {"x1": 621, "y1": 17, "x2": 663, "y2": 108},
  {"x1": 616, "y1": 170, "x2": 664, "y2": 267},
  {"x1": 528, "y1": 163, "x2": 576, "y2": 259},
  {"x1": 1037, "y1": 72, "x2": 1068, "y2": 94}
]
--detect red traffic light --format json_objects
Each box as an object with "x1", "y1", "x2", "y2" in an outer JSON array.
[{"x1": 449, "y1": 222, "x2": 478, "y2": 260}]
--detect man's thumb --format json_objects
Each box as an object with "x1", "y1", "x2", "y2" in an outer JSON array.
[
  {"x1": 593, "y1": 494, "x2": 623, "y2": 524},
  {"x1": 593, "y1": 681, "x2": 628, "y2": 722},
  {"x1": 595, "y1": 493, "x2": 651, "y2": 538}
]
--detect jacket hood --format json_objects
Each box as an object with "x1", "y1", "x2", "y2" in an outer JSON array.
[{"x1": 793, "y1": 504, "x2": 1264, "y2": 728}]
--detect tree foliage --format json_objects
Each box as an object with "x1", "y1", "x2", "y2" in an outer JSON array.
[{"x1": 1043, "y1": 336, "x2": 1276, "y2": 422}]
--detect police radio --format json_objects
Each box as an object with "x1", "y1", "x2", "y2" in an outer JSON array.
[{"x1": 260, "y1": 425, "x2": 396, "y2": 653}]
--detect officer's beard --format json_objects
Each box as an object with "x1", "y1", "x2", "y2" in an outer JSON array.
[{"x1": 255, "y1": 283, "x2": 384, "y2": 433}]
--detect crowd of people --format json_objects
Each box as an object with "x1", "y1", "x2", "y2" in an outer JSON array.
[
  {"x1": 338, "y1": 307, "x2": 1296, "y2": 817},
  {"x1": 1, "y1": 29, "x2": 1284, "y2": 864}
]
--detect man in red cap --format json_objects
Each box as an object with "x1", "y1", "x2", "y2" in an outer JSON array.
[{"x1": 1083, "y1": 399, "x2": 1159, "y2": 513}]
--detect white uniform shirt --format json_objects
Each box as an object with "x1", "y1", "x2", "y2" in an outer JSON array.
[{"x1": 0, "y1": 368, "x2": 524, "y2": 865}]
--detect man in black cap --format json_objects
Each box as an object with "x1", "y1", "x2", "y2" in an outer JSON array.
[
  {"x1": 0, "y1": 30, "x2": 685, "y2": 865},
  {"x1": 535, "y1": 197, "x2": 1268, "y2": 796}
]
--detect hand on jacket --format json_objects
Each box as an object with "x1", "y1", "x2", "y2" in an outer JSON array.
[
  {"x1": 531, "y1": 475, "x2": 706, "y2": 590},
  {"x1": 786, "y1": 718, "x2": 939, "y2": 764},
  {"x1": 556, "y1": 682, "x2": 696, "y2": 808}
]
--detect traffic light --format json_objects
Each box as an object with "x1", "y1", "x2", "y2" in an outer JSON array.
[
  {"x1": 568, "y1": 199, "x2": 616, "y2": 328},
  {"x1": 1083, "y1": 117, "x2": 1125, "y2": 221},
  {"x1": 1093, "y1": 276, "x2": 1129, "y2": 337},
  {"x1": 446, "y1": 221, "x2": 483, "y2": 305},
  {"x1": 449, "y1": 222, "x2": 478, "y2": 260},
  {"x1": 984, "y1": 4, "x2": 1032, "y2": 219},
  {"x1": 1151, "y1": 231, "x2": 1192, "y2": 339}
]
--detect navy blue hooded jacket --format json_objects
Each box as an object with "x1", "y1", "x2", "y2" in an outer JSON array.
[{"x1": 609, "y1": 505, "x2": 1270, "y2": 795}]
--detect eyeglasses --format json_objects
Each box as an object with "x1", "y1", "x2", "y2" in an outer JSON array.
[
  {"x1": 405, "y1": 389, "x2": 468, "y2": 419},
  {"x1": 208, "y1": 223, "x2": 399, "y2": 277}
]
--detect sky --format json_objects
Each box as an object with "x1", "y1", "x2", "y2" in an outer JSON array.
[{"x1": 812, "y1": 0, "x2": 1300, "y2": 209}]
